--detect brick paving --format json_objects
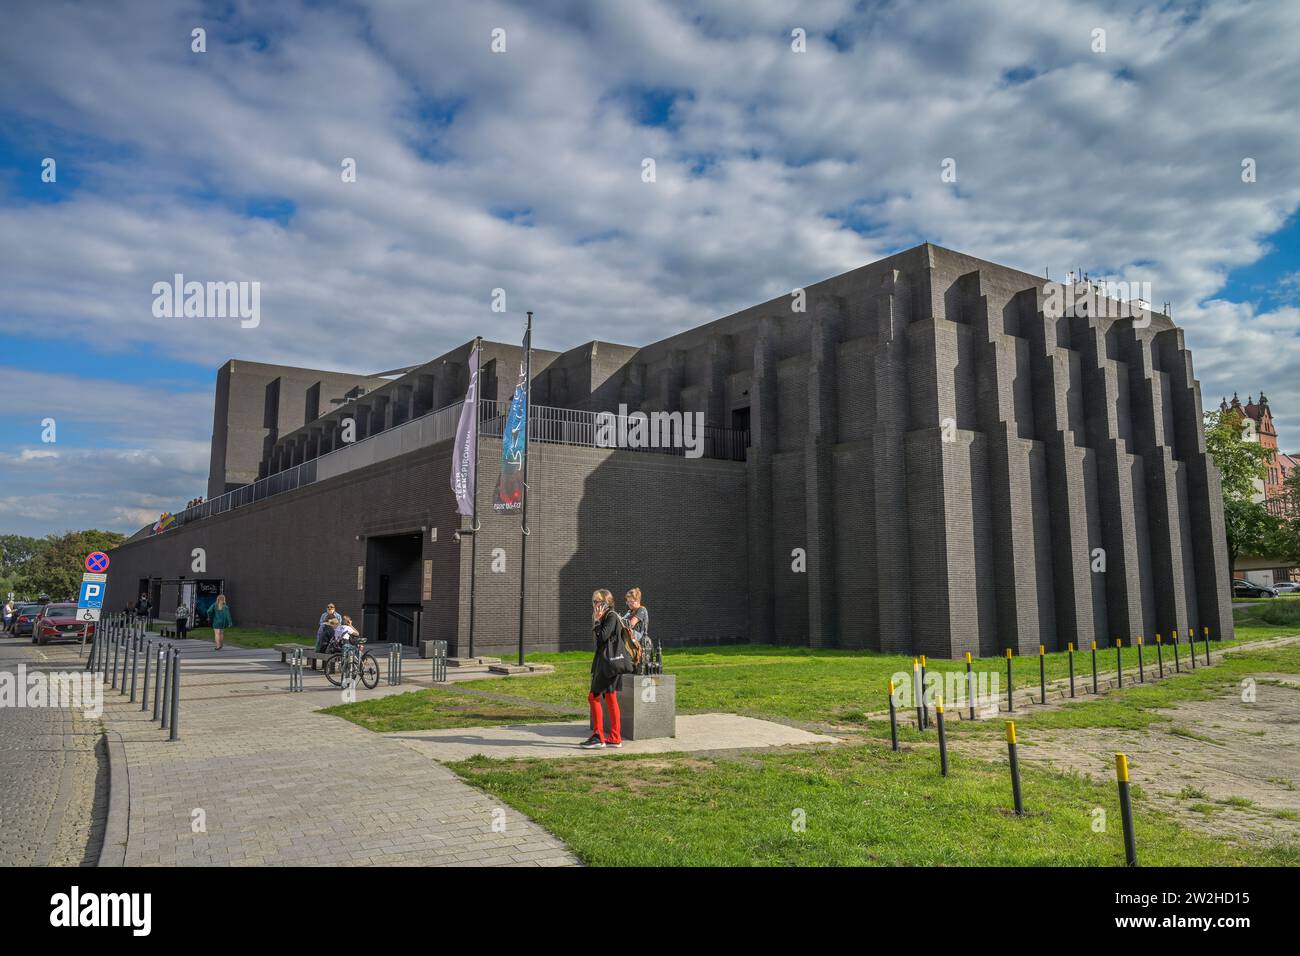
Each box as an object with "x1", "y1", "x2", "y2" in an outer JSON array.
[
  {"x1": 34, "y1": 635, "x2": 576, "y2": 867},
  {"x1": 0, "y1": 639, "x2": 108, "y2": 866}
]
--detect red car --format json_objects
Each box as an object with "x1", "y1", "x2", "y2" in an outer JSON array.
[{"x1": 32, "y1": 603, "x2": 96, "y2": 646}]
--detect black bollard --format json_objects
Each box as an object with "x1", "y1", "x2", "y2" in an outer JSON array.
[
  {"x1": 1155, "y1": 634, "x2": 1164, "y2": 679},
  {"x1": 1188, "y1": 628, "x2": 1196, "y2": 670},
  {"x1": 1038, "y1": 644, "x2": 1046, "y2": 704},
  {"x1": 1116, "y1": 753, "x2": 1138, "y2": 867},
  {"x1": 1006, "y1": 721, "x2": 1024, "y2": 815},
  {"x1": 937, "y1": 696, "x2": 949, "y2": 777},
  {"x1": 1068, "y1": 643, "x2": 1076, "y2": 698},
  {"x1": 919, "y1": 655, "x2": 929, "y2": 730},
  {"x1": 887, "y1": 679, "x2": 899, "y2": 752},
  {"x1": 1203, "y1": 626, "x2": 1211, "y2": 666},
  {"x1": 912, "y1": 659, "x2": 923, "y2": 731},
  {"x1": 1091, "y1": 640, "x2": 1098, "y2": 694},
  {"x1": 1116, "y1": 638, "x2": 1123, "y2": 689},
  {"x1": 1137, "y1": 637, "x2": 1144, "y2": 684},
  {"x1": 1006, "y1": 648, "x2": 1014, "y2": 712},
  {"x1": 966, "y1": 652, "x2": 975, "y2": 720},
  {"x1": 1173, "y1": 629, "x2": 1181, "y2": 672}
]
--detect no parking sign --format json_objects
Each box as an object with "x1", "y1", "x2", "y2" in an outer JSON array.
[{"x1": 79, "y1": 555, "x2": 109, "y2": 624}]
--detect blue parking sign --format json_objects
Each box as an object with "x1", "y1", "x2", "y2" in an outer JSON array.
[{"x1": 78, "y1": 580, "x2": 105, "y2": 610}]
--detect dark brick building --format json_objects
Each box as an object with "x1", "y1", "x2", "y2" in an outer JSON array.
[{"x1": 106, "y1": 243, "x2": 1234, "y2": 657}]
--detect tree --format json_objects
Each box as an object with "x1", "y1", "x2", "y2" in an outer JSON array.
[
  {"x1": 0, "y1": 535, "x2": 46, "y2": 601},
  {"x1": 14, "y1": 530, "x2": 126, "y2": 601},
  {"x1": 0, "y1": 534, "x2": 43, "y2": 577},
  {"x1": 1204, "y1": 410, "x2": 1272, "y2": 501},
  {"x1": 1222, "y1": 498, "x2": 1277, "y2": 572},
  {"x1": 1205, "y1": 409, "x2": 1275, "y2": 573}
]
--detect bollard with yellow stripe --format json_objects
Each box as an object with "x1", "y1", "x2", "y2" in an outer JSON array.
[
  {"x1": 912, "y1": 658, "x2": 924, "y2": 731},
  {"x1": 1038, "y1": 643, "x2": 1047, "y2": 704},
  {"x1": 887, "y1": 678, "x2": 900, "y2": 752},
  {"x1": 1115, "y1": 753, "x2": 1138, "y2": 866},
  {"x1": 1005, "y1": 720, "x2": 1023, "y2": 814},
  {"x1": 965, "y1": 651, "x2": 974, "y2": 720},
  {"x1": 1005, "y1": 647, "x2": 1015, "y2": 712},
  {"x1": 919, "y1": 655, "x2": 929, "y2": 729},
  {"x1": 1067, "y1": 642, "x2": 1076, "y2": 698},
  {"x1": 936, "y1": 694, "x2": 949, "y2": 776}
]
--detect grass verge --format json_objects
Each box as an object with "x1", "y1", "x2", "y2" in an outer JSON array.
[
  {"x1": 451, "y1": 630, "x2": 1292, "y2": 728},
  {"x1": 450, "y1": 742, "x2": 1297, "y2": 866},
  {"x1": 183, "y1": 625, "x2": 309, "y2": 649},
  {"x1": 320, "y1": 690, "x2": 574, "y2": 733}
]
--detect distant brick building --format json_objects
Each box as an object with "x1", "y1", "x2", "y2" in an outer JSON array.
[
  {"x1": 106, "y1": 244, "x2": 1235, "y2": 657},
  {"x1": 1219, "y1": 392, "x2": 1285, "y2": 502},
  {"x1": 1221, "y1": 392, "x2": 1299, "y2": 583}
]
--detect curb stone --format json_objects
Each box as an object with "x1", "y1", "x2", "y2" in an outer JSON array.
[{"x1": 96, "y1": 727, "x2": 129, "y2": 867}]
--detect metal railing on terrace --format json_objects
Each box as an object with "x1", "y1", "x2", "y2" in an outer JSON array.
[{"x1": 138, "y1": 399, "x2": 749, "y2": 536}]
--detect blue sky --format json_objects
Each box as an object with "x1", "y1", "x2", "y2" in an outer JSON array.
[{"x1": 2, "y1": 0, "x2": 1300, "y2": 537}]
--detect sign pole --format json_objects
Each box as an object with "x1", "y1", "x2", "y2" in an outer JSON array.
[
  {"x1": 469, "y1": 336, "x2": 482, "y2": 659},
  {"x1": 517, "y1": 313, "x2": 533, "y2": 668}
]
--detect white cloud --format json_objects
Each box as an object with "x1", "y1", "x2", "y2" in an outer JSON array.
[{"x1": 2, "y1": 0, "x2": 1300, "y2": 526}]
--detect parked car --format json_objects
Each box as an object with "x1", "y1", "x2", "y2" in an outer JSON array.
[
  {"x1": 32, "y1": 603, "x2": 95, "y2": 646},
  {"x1": 1233, "y1": 579, "x2": 1277, "y2": 599},
  {"x1": 11, "y1": 603, "x2": 43, "y2": 637},
  {"x1": 1272, "y1": 581, "x2": 1300, "y2": 594}
]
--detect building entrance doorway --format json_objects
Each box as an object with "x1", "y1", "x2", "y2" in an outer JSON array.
[{"x1": 362, "y1": 532, "x2": 424, "y2": 645}]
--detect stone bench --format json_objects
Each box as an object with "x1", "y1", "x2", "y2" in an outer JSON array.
[{"x1": 272, "y1": 643, "x2": 331, "y2": 670}]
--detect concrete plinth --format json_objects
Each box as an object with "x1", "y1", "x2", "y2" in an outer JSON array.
[{"x1": 605, "y1": 673, "x2": 676, "y2": 740}]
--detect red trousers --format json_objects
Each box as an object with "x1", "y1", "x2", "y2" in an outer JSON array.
[{"x1": 588, "y1": 691, "x2": 622, "y2": 744}]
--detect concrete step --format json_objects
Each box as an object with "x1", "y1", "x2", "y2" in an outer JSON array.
[
  {"x1": 446, "y1": 656, "x2": 503, "y2": 667},
  {"x1": 487, "y1": 663, "x2": 556, "y2": 675}
]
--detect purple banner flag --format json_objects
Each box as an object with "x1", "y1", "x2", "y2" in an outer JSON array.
[{"x1": 450, "y1": 342, "x2": 481, "y2": 517}]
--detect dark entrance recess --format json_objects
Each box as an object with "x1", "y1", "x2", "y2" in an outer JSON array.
[
  {"x1": 731, "y1": 406, "x2": 751, "y2": 442},
  {"x1": 362, "y1": 532, "x2": 424, "y2": 645}
]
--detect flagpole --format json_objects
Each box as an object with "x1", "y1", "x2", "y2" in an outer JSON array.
[
  {"x1": 517, "y1": 312, "x2": 533, "y2": 667},
  {"x1": 468, "y1": 336, "x2": 481, "y2": 659}
]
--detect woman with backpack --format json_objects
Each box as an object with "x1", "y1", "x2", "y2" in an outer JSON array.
[
  {"x1": 211, "y1": 594, "x2": 232, "y2": 650},
  {"x1": 583, "y1": 589, "x2": 631, "y2": 749}
]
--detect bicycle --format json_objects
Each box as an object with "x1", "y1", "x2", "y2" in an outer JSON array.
[{"x1": 323, "y1": 635, "x2": 380, "y2": 690}]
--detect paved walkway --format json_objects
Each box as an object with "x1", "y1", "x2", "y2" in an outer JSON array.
[
  {"x1": 0, "y1": 638, "x2": 108, "y2": 865},
  {"x1": 388, "y1": 714, "x2": 839, "y2": 761},
  {"x1": 39, "y1": 636, "x2": 577, "y2": 867}
]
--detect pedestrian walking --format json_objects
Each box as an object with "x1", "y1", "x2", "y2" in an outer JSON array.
[
  {"x1": 211, "y1": 593, "x2": 232, "y2": 650},
  {"x1": 175, "y1": 599, "x2": 190, "y2": 639}
]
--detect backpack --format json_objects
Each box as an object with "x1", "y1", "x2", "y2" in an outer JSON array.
[{"x1": 600, "y1": 611, "x2": 636, "y2": 675}]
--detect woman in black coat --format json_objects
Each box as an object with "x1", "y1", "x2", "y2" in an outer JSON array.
[{"x1": 583, "y1": 589, "x2": 629, "y2": 749}]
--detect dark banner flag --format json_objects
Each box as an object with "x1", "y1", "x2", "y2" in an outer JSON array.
[
  {"x1": 450, "y1": 340, "x2": 481, "y2": 516},
  {"x1": 494, "y1": 329, "x2": 530, "y2": 512}
]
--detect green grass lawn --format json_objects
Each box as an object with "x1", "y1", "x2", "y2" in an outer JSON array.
[
  {"x1": 320, "y1": 691, "x2": 574, "y2": 733},
  {"x1": 446, "y1": 626, "x2": 1293, "y2": 728},
  {"x1": 451, "y1": 741, "x2": 1297, "y2": 866},
  {"x1": 183, "y1": 625, "x2": 311, "y2": 649},
  {"x1": 313, "y1": 626, "x2": 1300, "y2": 866},
  {"x1": 937, "y1": 639, "x2": 1300, "y2": 737}
]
